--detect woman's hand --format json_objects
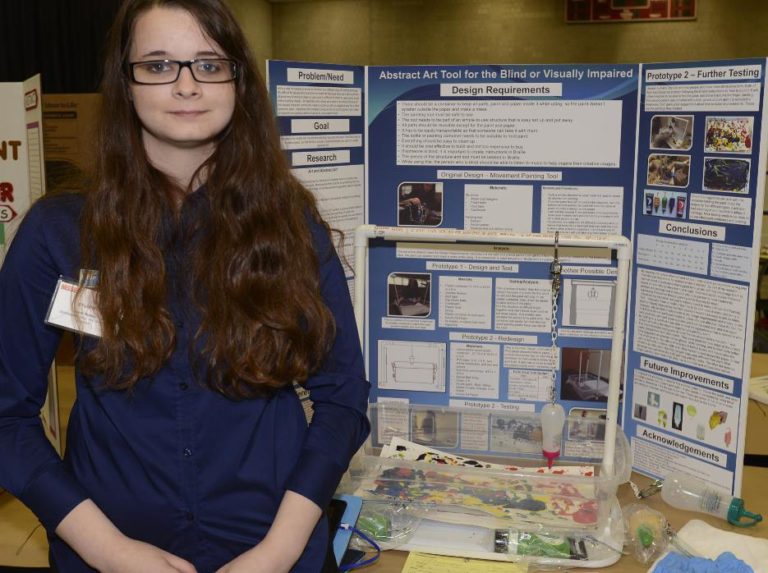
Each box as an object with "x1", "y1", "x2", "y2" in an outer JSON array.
[
  {"x1": 55, "y1": 500, "x2": 196, "y2": 573},
  {"x1": 216, "y1": 490, "x2": 322, "y2": 572},
  {"x1": 214, "y1": 545, "x2": 288, "y2": 573},
  {"x1": 101, "y1": 537, "x2": 197, "y2": 573}
]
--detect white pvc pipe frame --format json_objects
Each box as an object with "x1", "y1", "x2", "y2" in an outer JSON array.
[{"x1": 353, "y1": 225, "x2": 632, "y2": 478}]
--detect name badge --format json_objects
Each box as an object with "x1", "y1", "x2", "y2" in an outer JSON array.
[{"x1": 45, "y1": 278, "x2": 103, "y2": 337}]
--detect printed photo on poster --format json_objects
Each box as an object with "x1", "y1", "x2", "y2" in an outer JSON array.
[
  {"x1": 388, "y1": 272, "x2": 431, "y2": 317},
  {"x1": 397, "y1": 182, "x2": 443, "y2": 226},
  {"x1": 650, "y1": 115, "x2": 693, "y2": 151},
  {"x1": 672, "y1": 401, "x2": 684, "y2": 431},
  {"x1": 702, "y1": 157, "x2": 751, "y2": 193},
  {"x1": 704, "y1": 116, "x2": 753, "y2": 154},
  {"x1": 642, "y1": 190, "x2": 687, "y2": 218},
  {"x1": 410, "y1": 409, "x2": 459, "y2": 448},
  {"x1": 567, "y1": 407, "x2": 606, "y2": 441},
  {"x1": 490, "y1": 414, "x2": 541, "y2": 454},
  {"x1": 560, "y1": 348, "x2": 615, "y2": 402},
  {"x1": 647, "y1": 154, "x2": 690, "y2": 188}
]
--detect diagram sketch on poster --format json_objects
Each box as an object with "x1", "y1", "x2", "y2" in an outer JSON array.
[
  {"x1": 562, "y1": 279, "x2": 616, "y2": 328},
  {"x1": 378, "y1": 340, "x2": 446, "y2": 392}
]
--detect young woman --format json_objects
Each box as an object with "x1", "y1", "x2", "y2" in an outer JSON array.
[{"x1": 0, "y1": 1, "x2": 370, "y2": 571}]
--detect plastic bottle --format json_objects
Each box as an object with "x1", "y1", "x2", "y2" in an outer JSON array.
[
  {"x1": 540, "y1": 402, "x2": 566, "y2": 468},
  {"x1": 660, "y1": 471, "x2": 762, "y2": 527}
]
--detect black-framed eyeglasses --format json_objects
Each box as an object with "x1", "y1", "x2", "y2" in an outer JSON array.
[{"x1": 128, "y1": 58, "x2": 238, "y2": 85}]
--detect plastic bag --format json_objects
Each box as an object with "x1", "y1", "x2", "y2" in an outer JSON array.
[
  {"x1": 349, "y1": 502, "x2": 421, "y2": 551},
  {"x1": 623, "y1": 503, "x2": 669, "y2": 564}
]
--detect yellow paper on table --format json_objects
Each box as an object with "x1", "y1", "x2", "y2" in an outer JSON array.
[{"x1": 403, "y1": 552, "x2": 528, "y2": 572}]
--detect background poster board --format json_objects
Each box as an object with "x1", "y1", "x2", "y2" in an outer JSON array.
[
  {"x1": 42, "y1": 93, "x2": 101, "y2": 193},
  {"x1": 564, "y1": 0, "x2": 696, "y2": 23},
  {"x1": 268, "y1": 59, "x2": 768, "y2": 493},
  {"x1": 42, "y1": 94, "x2": 103, "y2": 366},
  {"x1": 0, "y1": 75, "x2": 44, "y2": 265},
  {"x1": 0, "y1": 75, "x2": 59, "y2": 454}
]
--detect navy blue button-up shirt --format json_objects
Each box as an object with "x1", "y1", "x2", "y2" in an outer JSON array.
[{"x1": 0, "y1": 192, "x2": 370, "y2": 572}]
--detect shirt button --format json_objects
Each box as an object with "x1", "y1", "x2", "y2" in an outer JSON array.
[
  {"x1": 183, "y1": 448, "x2": 192, "y2": 457},
  {"x1": 176, "y1": 320, "x2": 184, "y2": 329},
  {"x1": 180, "y1": 383, "x2": 189, "y2": 391}
]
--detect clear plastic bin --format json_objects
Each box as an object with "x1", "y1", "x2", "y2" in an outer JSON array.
[{"x1": 337, "y1": 403, "x2": 631, "y2": 566}]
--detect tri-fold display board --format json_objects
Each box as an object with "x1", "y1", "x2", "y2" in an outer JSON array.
[
  {"x1": 0, "y1": 75, "x2": 61, "y2": 454},
  {"x1": 267, "y1": 58, "x2": 768, "y2": 495}
]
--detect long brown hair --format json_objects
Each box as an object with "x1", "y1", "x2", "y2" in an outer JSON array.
[{"x1": 80, "y1": 0, "x2": 335, "y2": 397}]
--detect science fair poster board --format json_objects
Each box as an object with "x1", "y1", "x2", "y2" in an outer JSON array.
[
  {"x1": 0, "y1": 75, "x2": 45, "y2": 264},
  {"x1": 268, "y1": 59, "x2": 768, "y2": 494},
  {"x1": 362, "y1": 64, "x2": 636, "y2": 467},
  {"x1": 624, "y1": 60, "x2": 767, "y2": 495},
  {"x1": 0, "y1": 75, "x2": 60, "y2": 454},
  {"x1": 265, "y1": 62, "x2": 365, "y2": 281}
]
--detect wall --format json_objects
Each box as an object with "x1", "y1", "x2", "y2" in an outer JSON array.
[
  {"x1": 273, "y1": 0, "x2": 370, "y2": 64},
  {"x1": 267, "y1": 0, "x2": 768, "y2": 66},
  {"x1": 226, "y1": 0, "x2": 273, "y2": 76}
]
